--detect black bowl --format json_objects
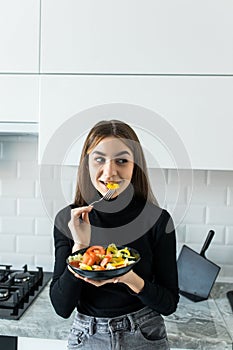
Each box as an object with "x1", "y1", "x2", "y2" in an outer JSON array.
[{"x1": 67, "y1": 245, "x2": 141, "y2": 281}]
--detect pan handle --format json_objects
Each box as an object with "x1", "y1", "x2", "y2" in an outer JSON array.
[{"x1": 200, "y1": 230, "x2": 215, "y2": 258}]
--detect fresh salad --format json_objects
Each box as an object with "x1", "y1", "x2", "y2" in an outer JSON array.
[{"x1": 68, "y1": 243, "x2": 138, "y2": 271}]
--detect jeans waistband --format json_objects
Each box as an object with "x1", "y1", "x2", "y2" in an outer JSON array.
[{"x1": 73, "y1": 306, "x2": 160, "y2": 335}]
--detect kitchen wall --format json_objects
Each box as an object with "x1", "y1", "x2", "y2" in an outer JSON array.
[{"x1": 0, "y1": 135, "x2": 233, "y2": 281}]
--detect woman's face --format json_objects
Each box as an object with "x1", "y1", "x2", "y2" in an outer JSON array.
[{"x1": 88, "y1": 137, "x2": 134, "y2": 197}]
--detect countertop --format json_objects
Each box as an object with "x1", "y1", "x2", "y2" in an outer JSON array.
[
  {"x1": 0, "y1": 282, "x2": 232, "y2": 349},
  {"x1": 165, "y1": 283, "x2": 233, "y2": 349}
]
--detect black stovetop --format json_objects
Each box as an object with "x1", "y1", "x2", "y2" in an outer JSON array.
[{"x1": 0, "y1": 264, "x2": 52, "y2": 320}]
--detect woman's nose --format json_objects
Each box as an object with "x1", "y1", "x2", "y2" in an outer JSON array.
[{"x1": 102, "y1": 159, "x2": 117, "y2": 177}]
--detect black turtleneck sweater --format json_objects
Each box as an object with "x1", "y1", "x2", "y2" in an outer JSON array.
[{"x1": 50, "y1": 192, "x2": 179, "y2": 319}]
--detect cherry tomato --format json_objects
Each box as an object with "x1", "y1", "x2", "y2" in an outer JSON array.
[
  {"x1": 70, "y1": 260, "x2": 80, "y2": 268},
  {"x1": 82, "y1": 252, "x2": 97, "y2": 266},
  {"x1": 86, "y1": 246, "x2": 105, "y2": 256}
]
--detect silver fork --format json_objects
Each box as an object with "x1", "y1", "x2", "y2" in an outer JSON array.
[{"x1": 89, "y1": 189, "x2": 116, "y2": 206}]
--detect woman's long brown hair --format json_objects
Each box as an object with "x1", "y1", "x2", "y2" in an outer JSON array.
[{"x1": 74, "y1": 120, "x2": 158, "y2": 207}]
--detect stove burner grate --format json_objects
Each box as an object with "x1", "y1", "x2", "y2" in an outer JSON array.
[
  {"x1": 0, "y1": 265, "x2": 52, "y2": 320},
  {"x1": 0, "y1": 288, "x2": 10, "y2": 301}
]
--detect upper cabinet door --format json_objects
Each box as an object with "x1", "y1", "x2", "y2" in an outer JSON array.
[
  {"x1": 39, "y1": 75, "x2": 233, "y2": 170},
  {"x1": 0, "y1": 75, "x2": 39, "y2": 123},
  {"x1": 0, "y1": 0, "x2": 40, "y2": 73},
  {"x1": 41, "y1": 0, "x2": 233, "y2": 74}
]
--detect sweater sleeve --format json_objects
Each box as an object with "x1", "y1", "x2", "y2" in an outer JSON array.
[
  {"x1": 49, "y1": 208, "x2": 84, "y2": 319},
  {"x1": 130, "y1": 210, "x2": 179, "y2": 316}
]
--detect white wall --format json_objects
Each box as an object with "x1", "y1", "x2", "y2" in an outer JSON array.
[{"x1": 0, "y1": 136, "x2": 232, "y2": 280}]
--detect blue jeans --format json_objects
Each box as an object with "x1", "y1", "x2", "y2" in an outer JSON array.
[{"x1": 67, "y1": 306, "x2": 170, "y2": 350}]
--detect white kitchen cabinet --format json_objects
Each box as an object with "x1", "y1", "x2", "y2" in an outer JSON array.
[
  {"x1": 0, "y1": 0, "x2": 40, "y2": 73},
  {"x1": 41, "y1": 0, "x2": 233, "y2": 74},
  {"x1": 0, "y1": 75, "x2": 39, "y2": 124},
  {"x1": 39, "y1": 75, "x2": 233, "y2": 170}
]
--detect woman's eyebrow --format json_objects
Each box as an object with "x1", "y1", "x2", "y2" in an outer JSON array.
[
  {"x1": 92, "y1": 151, "x2": 106, "y2": 156},
  {"x1": 92, "y1": 150, "x2": 132, "y2": 157},
  {"x1": 114, "y1": 151, "x2": 131, "y2": 157}
]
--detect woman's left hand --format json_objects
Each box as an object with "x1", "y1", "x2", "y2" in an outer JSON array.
[{"x1": 68, "y1": 266, "x2": 144, "y2": 294}]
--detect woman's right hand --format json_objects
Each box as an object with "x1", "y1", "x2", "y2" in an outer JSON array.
[{"x1": 68, "y1": 206, "x2": 93, "y2": 251}]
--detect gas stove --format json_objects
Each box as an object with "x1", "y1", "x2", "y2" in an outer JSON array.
[{"x1": 0, "y1": 264, "x2": 52, "y2": 320}]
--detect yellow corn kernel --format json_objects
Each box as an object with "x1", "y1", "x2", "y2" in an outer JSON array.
[{"x1": 106, "y1": 182, "x2": 119, "y2": 190}]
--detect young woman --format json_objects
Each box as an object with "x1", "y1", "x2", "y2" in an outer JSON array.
[{"x1": 50, "y1": 120, "x2": 179, "y2": 350}]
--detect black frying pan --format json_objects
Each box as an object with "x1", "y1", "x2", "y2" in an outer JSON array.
[{"x1": 177, "y1": 230, "x2": 221, "y2": 302}]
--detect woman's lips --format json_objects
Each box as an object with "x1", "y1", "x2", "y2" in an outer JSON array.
[{"x1": 98, "y1": 180, "x2": 122, "y2": 190}]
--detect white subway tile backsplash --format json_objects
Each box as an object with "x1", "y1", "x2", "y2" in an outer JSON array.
[
  {"x1": 0, "y1": 136, "x2": 21, "y2": 143},
  {"x1": 61, "y1": 182, "x2": 73, "y2": 203},
  {"x1": 206, "y1": 245, "x2": 233, "y2": 266},
  {"x1": 53, "y1": 164, "x2": 77, "y2": 181},
  {"x1": 0, "y1": 137, "x2": 233, "y2": 278},
  {"x1": 2, "y1": 139, "x2": 37, "y2": 161},
  {"x1": 18, "y1": 161, "x2": 39, "y2": 179},
  {"x1": 219, "y1": 265, "x2": 233, "y2": 279},
  {"x1": 0, "y1": 198, "x2": 17, "y2": 216},
  {"x1": 18, "y1": 198, "x2": 53, "y2": 217},
  {"x1": 175, "y1": 224, "x2": 186, "y2": 244},
  {"x1": 187, "y1": 186, "x2": 227, "y2": 205},
  {"x1": 0, "y1": 141, "x2": 3, "y2": 158},
  {"x1": 71, "y1": 182, "x2": 77, "y2": 200},
  {"x1": 228, "y1": 187, "x2": 233, "y2": 206},
  {"x1": 0, "y1": 253, "x2": 35, "y2": 268},
  {"x1": 0, "y1": 160, "x2": 17, "y2": 178},
  {"x1": 34, "y1": 254, "x2": 54, "y2": 271},
  {"x1": 177, "y1": 242, "x2": 185, "y2": 255},
  {"x1": 185, "y1": 225, "x2": 225, "y2": 245},
  {"x1": 16, "y1": 235, "x2": 52, "y2": 255},
  {"x1": 207, "y1": 170, "x2": 233, "y2": 186},
  {"x1": 35, "y1": 217, "x2": 53, "y2": 236},
  {"x1": 155, "y1": 189, "x2": 168, "y2": 208},
  {"x1": 0, "y1": 234, "x2": 16, "y2": 253},
  {"x1": 1, "y1": 180, "x2": 35, "y2": 197},
  {"x1": 52, "y1": 200, "x2": 71, "y2": 219},
  {"x1": 148, "y1": 168, "x2": 168, "y2": 185},
  {"x1": 153, "y1": 186, "x2": 187, "y2": 209},
  {"x1": 168, "y1": 169, "x2": 207, "y2": 187},
  {"x1": 167, "y1": 204, "x2": 205, "y2": 226},
  {"x1": 38, "y1": 164, "x2": 54, "y2": 180},
  {"x1": 206, "y1": 206, "x2": 233, "y2": 225},
  {"x1": 165, "y1": 186, "x2": 187, "y2": 204},
  {"x1": 0, "y1": 217, "x2": 34, "y2": 234},
  {"x1": 35, "y1": 179, "x2": 72, "y2": 202},
  {"x1": 226, "y1": 227, "x2": 233, "y2": 244},
  {"x1": 18, "y1": 136, "x2": 38, "y2": 143}
]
